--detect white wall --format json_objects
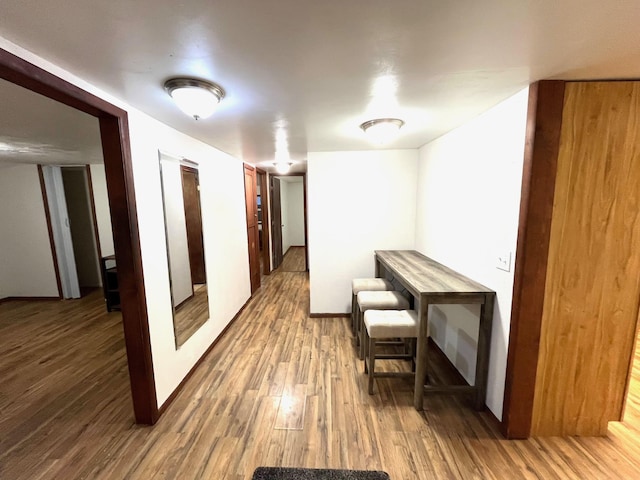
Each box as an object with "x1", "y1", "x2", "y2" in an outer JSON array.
[
  {"x1": 414, "y1": 88, "x2": 529, "y2": 419},
  {"x1": 0, "y1": 37, "x2": 251, "y2": 407},
  {"x1": 0, "y1": 163, "x2": 59, "y2": 298},
  {"x1": 308, "y1": 150, "x2": 419, "y2": 313},
  {"x1": 89, "y1": 164, "x2": 115, "y2": 257},
  {"x1": 159, "y1": 157, "x2": 193, "y2": 307},
  {"x1": 286, "y1": 181, "x2": 305, "y2": 247},
  {"x1": 280, "y1": 178, "x2": 291, "y2": 254}
]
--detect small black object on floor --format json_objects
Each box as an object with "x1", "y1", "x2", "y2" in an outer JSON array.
[{"x1": 252, "y1": 467, "x2": 391, "y2": 480}]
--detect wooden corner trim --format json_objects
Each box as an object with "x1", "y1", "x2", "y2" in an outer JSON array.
[{"x1": 501, "y1": 80, "x2": 566, "y2": 439}]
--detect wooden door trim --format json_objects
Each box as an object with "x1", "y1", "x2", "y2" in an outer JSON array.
[
  {"x1": 85, "y1": 165, "x2": 103, "y2": 262},
  {"x1": 37, "y1": 164, "x2": 63, "y2": 299},
  {"x1": 256, "y1": 168, "x2": 271, "y2": 275},
  {"x1": 1, "y1": 47, "x2": 158, "y2": 424},
  {"x1": 501, "y1": 80, "x2": 566, "y2": 439},
  {"x1": 243, "y1": 163, "x2": 260, "y2": 293},
  {"x1": 270, "y1": 172, "x2": 308, "y2": 272}
]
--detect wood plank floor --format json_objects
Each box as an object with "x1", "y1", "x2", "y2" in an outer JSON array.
[
  {"x1": 1, "y1": 272, "x2": 640, "y2": 479},
  {"x1": 279, "y1": 246, "x2": 306, "y2": 272}
]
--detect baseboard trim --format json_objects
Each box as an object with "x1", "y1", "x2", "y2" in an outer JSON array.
[
  {"x1": 158, "y1": 297, "x2": 251, "y2": 416},
  {"x1": 309, "y1": 313, "x2": 349, "y2": 318},
  {"x1": 0, "y1": 296, "x2": 61, "y2": 304}
]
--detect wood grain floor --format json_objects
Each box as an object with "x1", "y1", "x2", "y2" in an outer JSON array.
[
  {"x1": 279, "y1": 246, "x2": 306, "y2": 272},
  {"x1": 174, "y1": 283, "x2": 209, "y2": 347},
  {"x1": 1, "y1": 273, "x2": 640, "y2": 479}
]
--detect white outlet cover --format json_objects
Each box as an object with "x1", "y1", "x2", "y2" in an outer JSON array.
[{"x1": 496, "y1": 251, "x2": 512, "y2": 272}]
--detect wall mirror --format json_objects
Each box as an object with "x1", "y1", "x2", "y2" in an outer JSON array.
[{"x1": 159, "y1": 152, "x2": 209, "y2": 348}]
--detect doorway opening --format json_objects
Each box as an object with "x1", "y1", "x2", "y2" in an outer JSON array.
[
  {"x1": 270, "y1": 173, "x2": 308, "y2": 272},
  {"x1": 0, "y1": 48, "x2": 156, "y2": 424},
  {"x1": 40, "y1": 165, "x2": 103, "y2": 299}
]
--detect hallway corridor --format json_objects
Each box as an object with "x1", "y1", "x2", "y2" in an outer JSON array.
[{"x1": 2, "y1": 270, "x2": 640, "y2": 479}]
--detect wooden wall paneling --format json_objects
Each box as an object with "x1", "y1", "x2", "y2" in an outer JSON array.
[
  {"x1": 1, "y1": 48, "x2": 158, "y2": 424},
  {"x1": 502, "y1": 80, "x2": 566, "y2": 439},
  {"x1": 531, "y1": 81, "x2": 640, "y2": 436}
]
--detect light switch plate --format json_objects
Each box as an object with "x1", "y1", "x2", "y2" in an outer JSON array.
[{"x1": 496, "y1": 251, "x2": 512, "y2": 272}]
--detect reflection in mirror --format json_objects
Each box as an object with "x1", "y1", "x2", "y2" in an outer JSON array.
[{"x1": 159, "y1": 153, "x2": 209, "y2": 348}]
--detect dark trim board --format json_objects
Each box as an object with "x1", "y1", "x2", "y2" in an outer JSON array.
[
  {"x1": 309, "y1": 313, "x2": 350, "y2": 318},
  {"x1": 158, "y1": 297, "x2": 251, "y2": 415},
  {"x1": 37, "y1": 165, "x2": 64, "y2": 299},
  {"x1": 1, "y1": 47, "x2": 157, "y2": 425},
  {"x1": 501, "y1": 80, "x2": 566, "y2": 439},
  {"x1": 0, "y1": 296, "x2": 61, "y2": 304}
]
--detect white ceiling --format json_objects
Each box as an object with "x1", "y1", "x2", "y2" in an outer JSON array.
[
  {"x1": 0, "y1": 79, "x2": 103, "y2": 167},
  {"x1": 2, "y1": 1, "x2": 640, "y2": 172}
]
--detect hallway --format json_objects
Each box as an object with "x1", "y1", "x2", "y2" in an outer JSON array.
[{"x1": 2, "y1": 271, "x2": 640, "y2": 479}]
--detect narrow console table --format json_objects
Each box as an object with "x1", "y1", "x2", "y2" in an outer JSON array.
[{"x1": 375, "y1": 250, "x2": 495, "y2": 411}]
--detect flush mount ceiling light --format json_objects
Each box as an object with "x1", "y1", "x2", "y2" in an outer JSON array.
[
  {"x1": 359, "y1": 118, "x2": 405, "y2": 145},
  {"x1": 164, "y1": 78, "x2": 225, "y2": 120},
  {"x1": 274, "y1": 161, "x2": 293, "y2": 174}
]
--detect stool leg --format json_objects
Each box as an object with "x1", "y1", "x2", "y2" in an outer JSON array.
[
  {"x1": 368, "y1": 337, "x2": 376, "y2": 395},
  {"x1": 350, "y1": 293, "x2": 356, "y2": 334},
  {"x1": 363, "y1": 327, "x2": 369, "y2": 374},
  {"x1": 359, "y1": 308, "x2": 366, "y2": 360}
]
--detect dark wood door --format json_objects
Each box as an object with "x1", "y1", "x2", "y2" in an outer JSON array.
[
  {"x1": 181, "y1": 166, "x2": 206, "y2": 284},
  {"x1": 244, "y1": 164, "x2": 260, "y2": 294},
  {"x1": 270, "y1": 176, "x2": 283, "y2": 269}
]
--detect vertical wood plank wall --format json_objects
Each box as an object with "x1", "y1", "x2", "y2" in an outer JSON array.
[{"x1": 530, "y1": 82, "x2": 640, "y2": 436}]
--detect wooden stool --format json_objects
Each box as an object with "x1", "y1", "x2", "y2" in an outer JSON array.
[
  {"x1": 356, "y1": 291, "x2": 410, "y2": 359},
  {"x1": 363, "y1": 309, "x2": 418, "y2": 395},
  {"x1": 351, "y1": 278, "x2": 394, "y2": 334}
]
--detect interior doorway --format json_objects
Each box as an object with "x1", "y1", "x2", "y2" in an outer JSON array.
[
  {"x1": 1, "y1": 48, "x2": 156, "y2": 424},
  {"x1": 256, "y1": 168, "x2": 271, "y2": 277},
  {"x1": 40, "y1": 165, "x2": 102, "y2": 298},
  {"x1": 270, "y1": 173, "x2": 308, "y2": 272}
]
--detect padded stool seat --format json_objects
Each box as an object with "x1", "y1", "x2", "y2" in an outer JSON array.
[
  {"x1": 356, "y1": 291, "x2": 410, "y2": 359},
  {"x1": 363, "y1": 309, "x2": 418, "y2": 394},
  {"x1": 350, "y1": 278, "x2": 394, "y2": 334}
]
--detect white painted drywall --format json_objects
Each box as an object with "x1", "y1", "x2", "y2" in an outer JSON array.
[
  {"x1": 89, "y1": 164, "x2": 115, "y2": 257},
  {"x1": 307, "y1": 149, "x2": 419, "y2": 313},
  {"x1": 0, "y1": 163, "x2": 59, "y2": 298},
  {"x1": 0, "y1": 37, "x2": 251, "y2": 407},
  {"x1": 159, "y1": 158, "x2": 193, "y2": 307},
  {"x1": 280, "y1": 177, "x2": 291, "y2": 254},
  {"x1": 286, "y1": 181, "x2": 305, "y2": 247},
  {"x1": 414, "y1": 88, "x2": 529, "y2": 419}
]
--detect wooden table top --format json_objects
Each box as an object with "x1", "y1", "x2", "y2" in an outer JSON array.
[{"x1": 375, "y1": 250, "x2": 494, "y2": 297}]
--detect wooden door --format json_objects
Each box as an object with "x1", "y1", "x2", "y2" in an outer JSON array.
[
  {"x1": 181, "y1": 166, "x2": 206, "y2": 284},
  {"x1": 244, "y1": 164, "x2": 260, "y2": 294},
  {"x1": 270, "y1": 176, "x2": 283, "y2": 269},
  {"x1": 256, "y1": 169, "x2": 271, "y2": 275}
]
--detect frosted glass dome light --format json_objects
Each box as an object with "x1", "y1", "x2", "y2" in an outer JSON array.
[
  {"x1": 359, "y1": 118, "x2": 405, "y2": 145},
  {"x1": 164, "y1": 78, "x2": 225, "y2": 120}
]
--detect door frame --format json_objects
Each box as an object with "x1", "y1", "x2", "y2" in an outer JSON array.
[
  {"x1": 269, "y1": 172, "x2": 309, "y2": 272},
  {"x1": 243, "y1": 163, "x2": 261, "y2": 293},
  {"x1": 256, "y1": 168, "x2": 271, "y2": 276},
  {"x1": 0, "y1": 48, "x2": 158, "y2": 424}
]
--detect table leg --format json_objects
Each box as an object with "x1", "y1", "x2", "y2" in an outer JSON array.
[
  {"x1": 474, "y1": 293, "x2": 495, "y2": 410},
  {"x1": 414, "y1": 296, "x2": 429, "y2": 410}
]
